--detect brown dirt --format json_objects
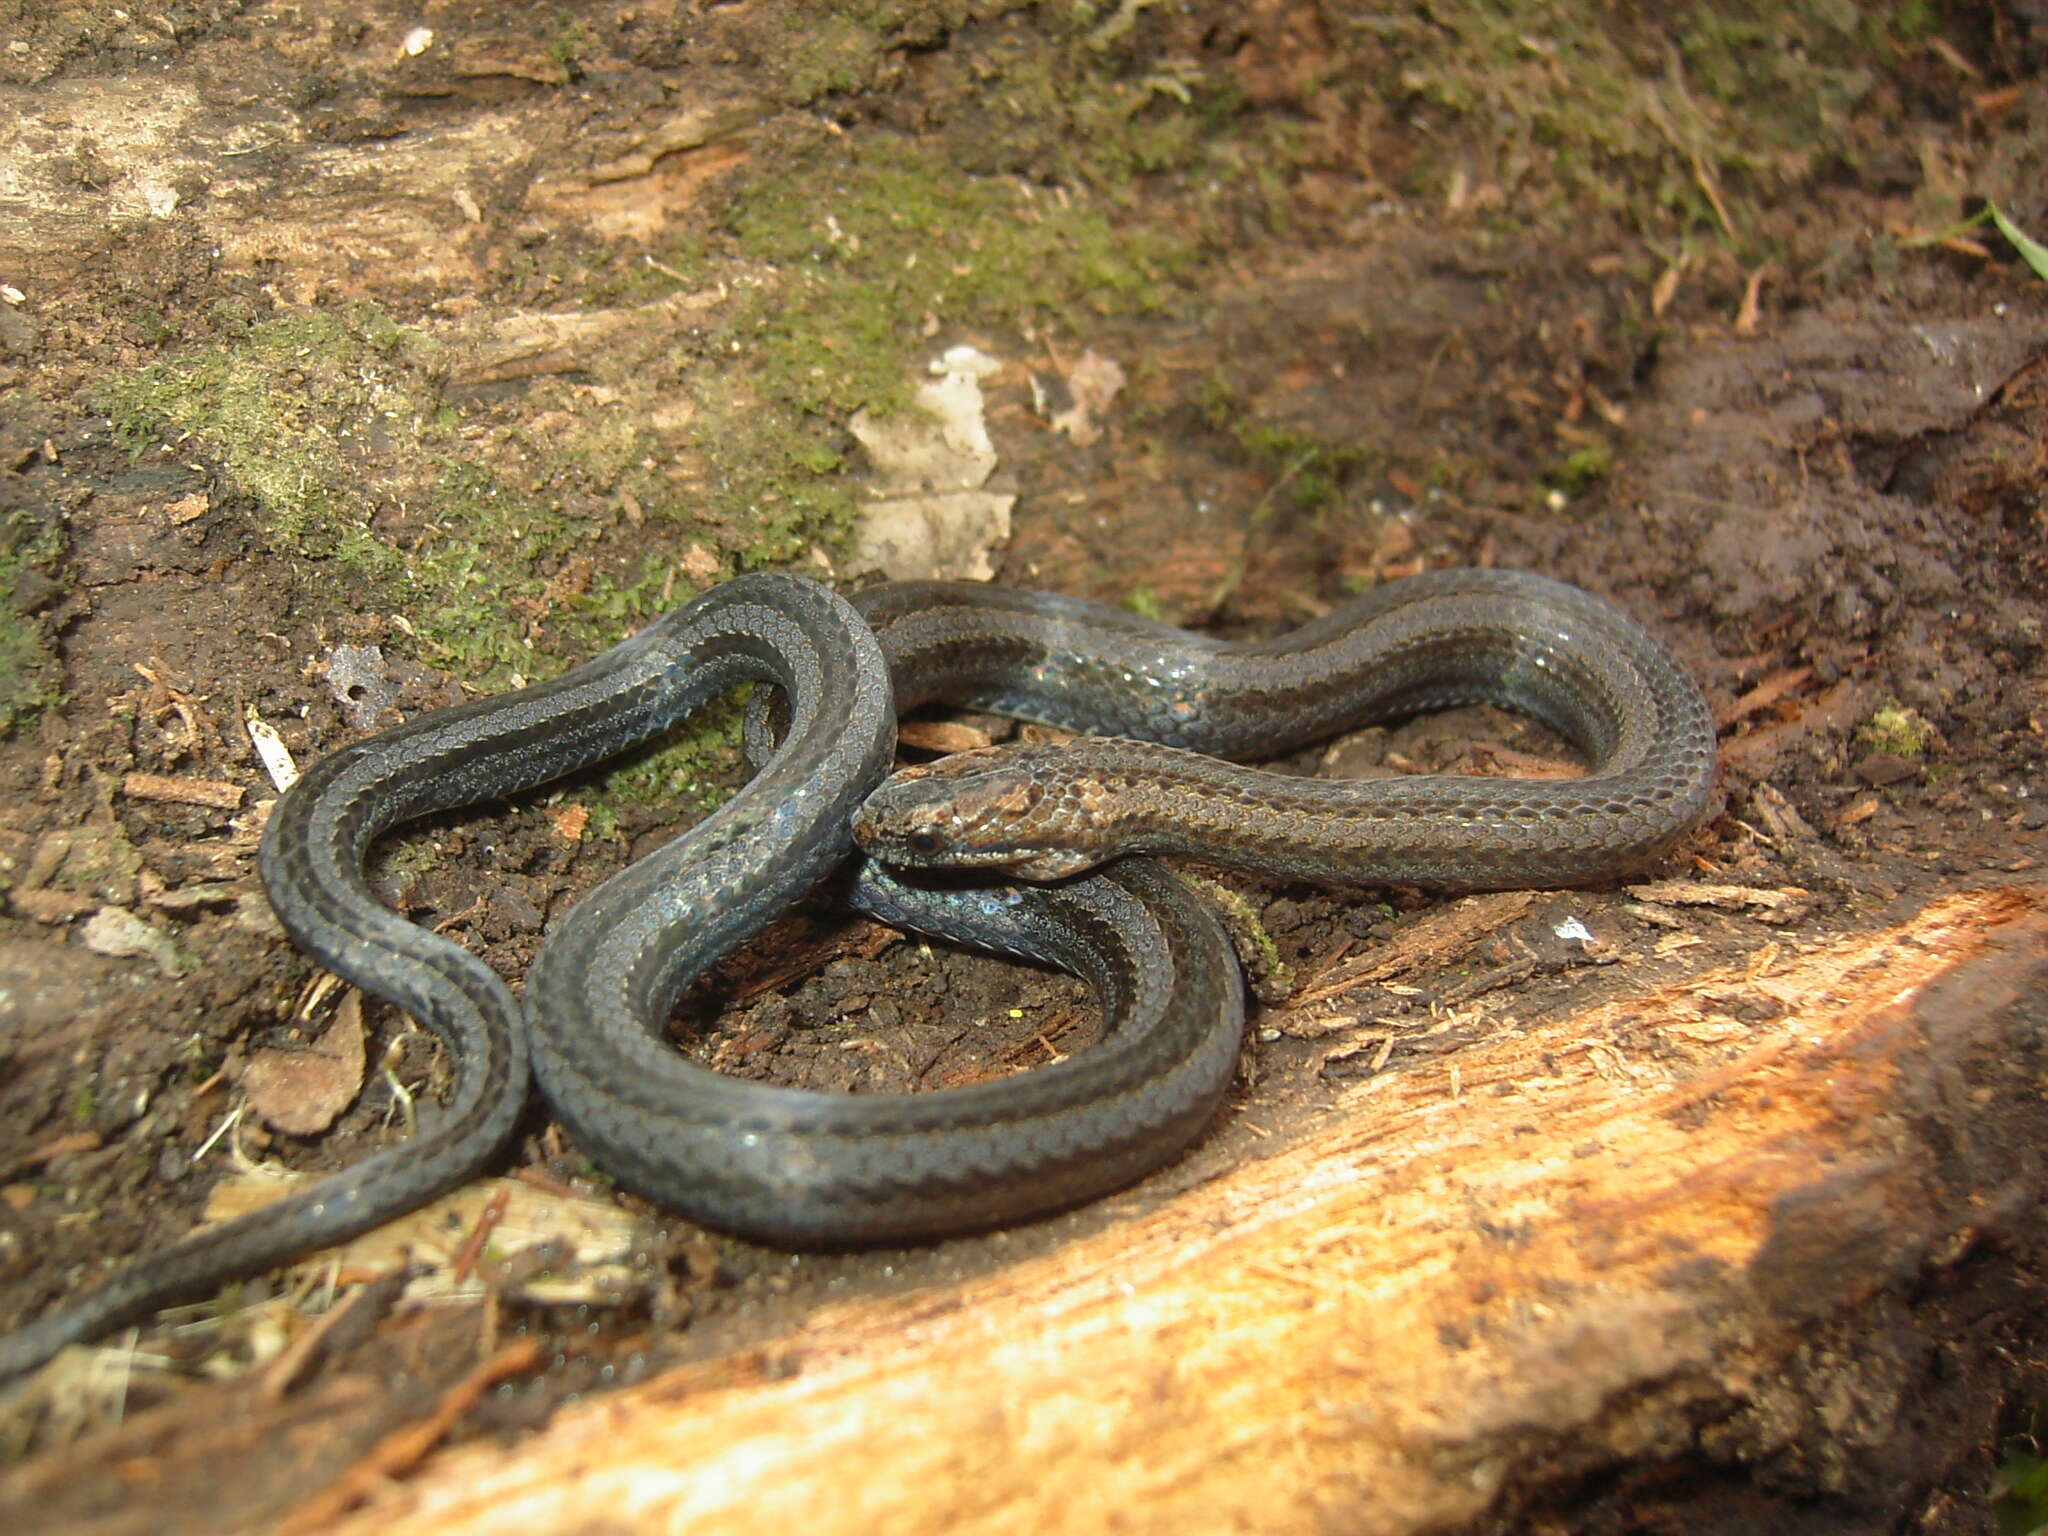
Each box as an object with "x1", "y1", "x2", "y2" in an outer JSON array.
[{"x1": 1, "y1": 2, "x2": 2046, "y2": 1531}]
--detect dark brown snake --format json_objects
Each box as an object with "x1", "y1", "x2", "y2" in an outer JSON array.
[{"x1": 0, "y1": 566, "x2": 1712, "y2": 1380}]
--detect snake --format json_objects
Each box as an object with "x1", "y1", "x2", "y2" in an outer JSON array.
[
  {"x1": 0, "y1": 563, "x2": 1713, "y2": 1377},
  {"x1": 524, "y1": 567, "x2": 1713, "y2": 1243}
]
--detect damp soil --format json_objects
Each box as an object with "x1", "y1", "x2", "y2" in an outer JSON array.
[{"x1": 1, "y1": 2, "x2": 2046, "y2": 1532}]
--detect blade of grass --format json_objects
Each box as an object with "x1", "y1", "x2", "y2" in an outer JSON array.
[{"x1": 1987, "y1": 202, "x2": 2048, "y2": 283}]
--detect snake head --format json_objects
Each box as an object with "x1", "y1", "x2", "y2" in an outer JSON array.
[{"x1": 853, "y1": 745, "x2": 1107, "y2": 881}]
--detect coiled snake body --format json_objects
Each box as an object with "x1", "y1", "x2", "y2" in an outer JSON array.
[{"x1": 0, "y1": 567, "x2": 1713, "y2": 1379}]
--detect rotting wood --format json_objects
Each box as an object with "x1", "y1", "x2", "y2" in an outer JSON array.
[{"x1": 267, "y1": 885, "x2": 2048, "y2": 1536}]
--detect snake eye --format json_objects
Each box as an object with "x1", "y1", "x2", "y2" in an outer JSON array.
[{"x1": 908, "y1": 831, "x2": 943, "y2": 856}]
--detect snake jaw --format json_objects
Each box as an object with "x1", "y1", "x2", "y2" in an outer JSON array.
[{"x1": 1000, "y1": 846, "x2": 1106, "y2": 881}]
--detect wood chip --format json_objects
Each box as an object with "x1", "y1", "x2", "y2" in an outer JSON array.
[
  {"x1": 162, "y1": 490, "x2": 210, "y2": 525},
  {"x1": 1854, "y1": 752, "x2": 1920, "y2": 787},
  {"x1": 121, "y1": 771, "x2": 245, "y2": 811},
  {"x1": 1651, "y1": 258, "x2": 1686, "y2": 316},
  {"x1": 204, "y1": 1169, "x2": 658, "y2": 1307},
  {"x1": 2, "y1": 1130, "x2": 102, "y2": 1180},
  {"x1": 1716, "y1": 667, "x2": 1813, "y2": 729},
  {"x1": 1288, "y1": 891, "x2": 1539, "y2": 1011},
  {"x1": 1747, "y1": 782, "x2": 1818, "y2": 843},
  {"x1": 1733, "y1": 263, "x2": 1770, "y2": 335},
  {"x1": 1625, "y1": 880, "x2": 1812, "y2": 924},
  {"x1": 81, "y1": 905, "x2": 185, "y2": 973},
  {"x1": 7, "y1": 886, "x2": 99, "y2": 923},
  {"x1": 247, "y1": 709, "x2": 299, "y2": 791},
  {"x1": 258, "y1": 1265, "x2": 415, "y2": 1403}
]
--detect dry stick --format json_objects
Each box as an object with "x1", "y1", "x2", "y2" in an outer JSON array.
[
  {"x1": 279, "y1": 1336, "x2": 543, "y2": 1534},
  {"x1": 258, "y1": 1265, "x2": 415, "y2": 1404},
  {"x1": 121, "y1": 771, "x2": 246, "y2": 810},
  {"x1": 450, "y1": 1187, "x2": 512, "y2": 1287}
]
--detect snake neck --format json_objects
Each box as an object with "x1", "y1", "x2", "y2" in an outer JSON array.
[{"x1": 1038, "y1": 737, "x2": 1707, "y2": 889}]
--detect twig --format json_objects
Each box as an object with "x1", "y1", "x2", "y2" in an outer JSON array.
[{"x1": 280, "y1": 1336, "x2": 542, "y2": 1533}]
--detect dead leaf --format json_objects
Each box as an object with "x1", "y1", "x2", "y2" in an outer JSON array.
[
  {"x1": 81, "y1": 905, "x2": 185, "y2": 975},
  {"x1": 162, "y1": 491, "x2": 210, "y2": 525},
  {"x1": 244, "y1": 992, "x2": 368, "y2": 1136},
  {"x1": 1044, "y1": 348, "x2": 1127, "y2": 446}
]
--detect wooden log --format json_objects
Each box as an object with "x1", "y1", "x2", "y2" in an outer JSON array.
[{"x1": 288, "y1": 885, "x2": 2048, "y2": 1535}]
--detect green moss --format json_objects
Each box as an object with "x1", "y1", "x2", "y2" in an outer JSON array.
[
  {"x1": 1544, "y1": 441, "x2": 1615, "y2": 497},
  {"x1": 1183, "y1": 872, "x2": 1293, "y2": 1000},
  {"x1": 99, "y1": 308, "x2": 429, "y2": 545},
  {"x1": 1336, "y1": 0, "x2": 1934, "y2": 251},
  {"x1": 92, "y1": 307, "x2": 591, "y2": 683},
  {"x1": 703, "y1": 410, "x2": 863, "y2": 570},
  {"x1": 370, "y1": 837, "x2": 448, "y2": 889},
  {"x1": 547, "y1": 11, "x2": 591, "y2": 71},
  {"x1": 1123, "y1": 585, "x2": 1165, "y2": 622},
  {"x1": 1861, "y1": 700, "x2": 1937, "y2": 759},
  {"x1": 90, "y1": 303, "x2": 775, "y2": 701},
  {"x1": 781, "y1": 11, "x2": 887, "y2": 104},
  {"x1": 0, "y1": 502, "x2": 64, "y2": 733},
  {"x1": 722, "y1": 134, "x2": 1187, "y2": 419},
  {"x1": 574, "y1": 694, "x2": 750, "y2": 834}
]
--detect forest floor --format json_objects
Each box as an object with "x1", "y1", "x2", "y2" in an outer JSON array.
[{"x1": 0, "y1": 2, "x2": 2045, "y2": 1531}]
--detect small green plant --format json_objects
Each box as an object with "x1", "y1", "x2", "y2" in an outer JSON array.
[
  {"x1": 1988, "y1": 203, "x2": 2048, "y2": 283},
  {"x1": 547, "y1": 12, "x2": 590, "y2": 72},
  {"x1": 1123, "y1": 585, "x2": 1165, "y2": 622},
  {"x1": 1897, "y1": 202, "x2": 2048, "y2": 284},
  {"x1": 1545, "y1": 442, "x2": 1616, "y2": 498},
  {"x1": 1996, "y1": 1396, "x2": 2048, "y2": 1536},
  {"x1": 1228, "y1": 420, "x2": 1375, "y2": 517},
  {"x1": 1860, "y1": 700, "x2": 1936, "y2": 759}
]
